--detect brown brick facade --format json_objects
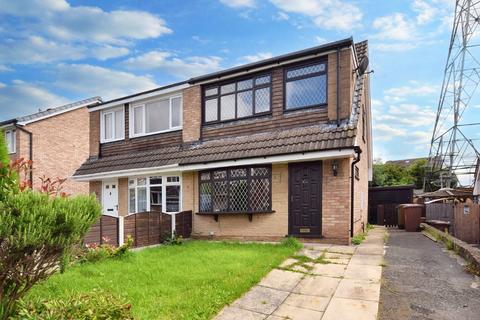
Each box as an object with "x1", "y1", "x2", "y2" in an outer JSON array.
[
  {"x1": 183, "y1": 86, "x2": 202, "y2": 142},
  {"x1": 12, "y1": 107, "x2": 90, "y2": 195},
  {"x1": 327, "y1": 48, "x2": 353, "y2": 121}
]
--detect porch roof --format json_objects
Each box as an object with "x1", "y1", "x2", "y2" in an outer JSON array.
[{"x1": 73, "y1": 123, "x2": 357, "y2": 178}]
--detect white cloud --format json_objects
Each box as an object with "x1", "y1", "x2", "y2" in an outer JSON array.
[
  {"x1": 53, "y1": 64, "x2": 157, "y2": 100},
  {"x1": 0, "y1": 1, "x2": 172, "y2": 45},
  {"x1": 375, "y1": 104, "x2": 436, "y2": 127},
  {"x1": 122, "y1": 51, "x2": 222, "y2": 79},
  {"x1": 373, "y1": 124, "x2": 406, "y2": 141},
  {"x1": 384, "y1": 83, "x2": 438, "y2": 103},
  {"x1": 0, "y1": 36, "x2": 86, "y2": 64},
  {"x1": 372, "y1": 13, "x2": 416, "y2": 41},
  {"x1": 0, "y1": 80, "x2": 69, "y2": 118},
  {"x1": 219, "y1": 0, "x2": 256, "y2": 8},
  {"x1": 274, "y1": 11, "x2": 289, "y2": 21},
  {"x1": 315, "y1": 36, "x2": 327, "y2": 44},
  {"x1": 269, "y1": 0, "x2": 362, "y2": 30},
  {"x1": 0, "y1": 65, "x2": 13, "y2": 72},
  {"x1": 91, "y1": 45, "x2": 130, "y2": 61},
  {"x1": 412, "y1": 0, "x2": 437, "y2": 24},
  {"x1": 373, "y1": 42, "x2": 419, "y2": 52},
  {"x1": 238, "y1": 52, "x2": 273, "y2": 64}
]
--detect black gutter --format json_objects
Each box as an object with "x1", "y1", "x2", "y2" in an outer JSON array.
[
  {"x1": 350, "y1": 146, "x2": 362, "y2": 238},
  {"x1": 188, "y1": 37, "x2": 354, "y2": 84},
  {"x1": 15, "y1": 125, "x2": 33, "y2": 183},
  {"x1": 336, "y1": 48, "x2": 340, "y2": 126}
]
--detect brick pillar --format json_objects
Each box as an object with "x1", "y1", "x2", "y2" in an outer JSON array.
[
  {"x1": 327, "y1": 48, "x2": 353, "y2": 122},
  {"x1": 182, "y1": 85, "x2": 202, "y2": 143},
  {"x1": 90, "y1": 110, "x2": 100, "y2": 157}
]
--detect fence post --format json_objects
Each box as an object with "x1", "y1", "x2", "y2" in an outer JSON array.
[
  {"x1": 171, "y1": 213, "x2": 176, "y2": 237},
  {"x1": 118, "y1": 216, "x2": 124, "y2": 246}
]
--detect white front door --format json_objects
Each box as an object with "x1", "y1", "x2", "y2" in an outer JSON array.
[{"x1": 102, "y1": 179, "x2": 119, "y2": 217}]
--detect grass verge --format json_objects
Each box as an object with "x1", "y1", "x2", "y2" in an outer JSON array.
[{"x1": 26, "y1": 241, "x2": 297, "y2": 320}]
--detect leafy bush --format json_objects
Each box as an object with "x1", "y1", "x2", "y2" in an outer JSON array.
[
  {"x1": 81, "y1": 236, "x2": 134, "y2": 263},
  {"x1": 351, "y1": 233, "x2": 366, "y2": 245},
  {"x1": 15, "y1": 290, "x2": 133, "y2": 320},
  {"x1": 281, "y1": 237, "x2": 302, "y2": 250},
  {"x1": 0, "y1": 191, "x2": 101, "y2": 318},
  {"x1": 163, "y1": 231, "x2": 183, "y2": 246}
]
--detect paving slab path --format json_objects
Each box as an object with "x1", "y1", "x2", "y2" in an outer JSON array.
[
  {"x1": 379, "y1": 229, "x2": 480, "y2": 320},
  {"x1": 215, "y1": 227, "x2": 386, "y2": 320}
]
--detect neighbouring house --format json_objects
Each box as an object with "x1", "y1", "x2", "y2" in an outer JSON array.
[
  {"x1": 1, "y1": 97, "x2": 102, "y2": 195},
  {"x1": 74, "y1": 38, "x2": 373, "y2": 244}
]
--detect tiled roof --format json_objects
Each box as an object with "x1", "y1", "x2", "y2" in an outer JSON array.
[
  {"x1": 74, "y1": 40, "x2": 369, "y2": 177},
  {"x1": 355, "y1": 40, "x2": 368, "y2": 62},
  {"x1": 1, "y1": 97, "x2": 101, "y2": 126},
  {"x1": 74, "y1": 124, "x2": 357, "y2": 176}
]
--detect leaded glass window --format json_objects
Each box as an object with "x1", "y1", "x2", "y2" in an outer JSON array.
[
  {"x1": 199, "y1": 166, "x2": 272, "y2": 213},
  {"x1": 285, "y1": 61, "x2": 327, "y2": 110}
]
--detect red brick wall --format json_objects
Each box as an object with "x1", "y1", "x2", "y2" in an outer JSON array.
[
  {"x1": 17, "y1": 107, "x2": 91, "y2": 195},
  {"x1": 183, "y1": 86, "x2": 202, "y2": 142}
]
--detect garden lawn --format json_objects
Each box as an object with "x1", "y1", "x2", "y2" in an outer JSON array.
[{"x1": 27, "y1": 241, "x2": 297, "y2": 320}]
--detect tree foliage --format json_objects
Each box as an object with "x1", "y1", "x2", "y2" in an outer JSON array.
[
  {"x1": 372, "y1": 159, "x2": 437, "y2": 189},
  {"x1": 0, "y1": 132, "x2": 101, "y2": 319}
]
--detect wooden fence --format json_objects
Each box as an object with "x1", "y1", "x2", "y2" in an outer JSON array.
[
  {"x1": 454, "y1": 203, "x2": 479, "y2": 244},
  {"x1": 83, "y1": 215, "x2": 119, "y2": 247},
  {"x1": 83, "y1": 211, "x2": 193, "y2": 248},
  {"x1": 425, "y1": 203, "x2": 455, "y2": 233}
]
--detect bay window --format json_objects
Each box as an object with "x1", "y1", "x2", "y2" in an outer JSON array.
[
  {"x1": 130, "y1": 96, "x2": 182, "y2": 137},
  {"x1": 5, "y1": 130, "x2": 15, "y2": 154},
  {"x1": 129, "y1": 175, "x2": 181, "y2": 214},
  {"x1": 199, "y1": 166, "x2": 272, "y2": 213},
  {"x1": 285, "y1": 61, "x2": 327, "y2": 110},
  {"x1": 203, "y1": 74, "x2": 272, "y2": 123},
  {"x1": 101, "y1": 106, "x2": 124, "y2": 143}
]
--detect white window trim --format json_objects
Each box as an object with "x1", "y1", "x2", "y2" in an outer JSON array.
[
  {"x1": 5, "y1": 129, "x2": 16, "y2": 154},
  {"x1": 129, "y1": 95, "x2": 183, "y2": 138},
  {"x1": 100, "y1": 106, "x2": 125, "y2": 143},
  {"x1": 128, "y1": 175, "x2": 182, "y2": 215}
]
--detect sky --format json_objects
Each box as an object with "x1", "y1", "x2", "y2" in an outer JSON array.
[{"x1": 0, "y1": 0, "x2": 478, "y2": 162}]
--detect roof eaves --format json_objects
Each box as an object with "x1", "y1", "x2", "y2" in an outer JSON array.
[{"x1": 188, "y1": 37, "x2": 354, "y2": 84}]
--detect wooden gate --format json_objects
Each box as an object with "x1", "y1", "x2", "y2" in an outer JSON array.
[
  {"x1": 369, "y1": 185, "x2": 414, "y2": 225},
  {"x1": 454, "y1": 203, "x2": 480, "y2": 244},
  {"x1": 376, "y1": 204, "x2": 400, "y2": 227}
]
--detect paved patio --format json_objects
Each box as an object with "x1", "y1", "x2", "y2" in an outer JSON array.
[{"x1": 215, "y1": 227, "x2": 386, "y2": 320}]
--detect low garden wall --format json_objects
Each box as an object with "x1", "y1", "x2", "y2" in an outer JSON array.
[
  {"x1": 83, "y1": 211, "x2": 193, "y2": 248},
  {"x1": 421, "y1": 223, "x2": 480, "y2": 273}
]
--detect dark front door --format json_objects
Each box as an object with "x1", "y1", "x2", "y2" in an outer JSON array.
[{"x1": 288, "y1": 161, "x2": 322, "y2": 237}]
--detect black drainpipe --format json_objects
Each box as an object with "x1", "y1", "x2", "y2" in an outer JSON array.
[
  {"x1": 350, "y1": 146, "x2": 362, "y2": 237},
  {"x1": 336, "y1": 48, "x2": 340, "y2": 126},
  {"x1": 15, "y1": 125, "x2": 33, "y2": 183}
]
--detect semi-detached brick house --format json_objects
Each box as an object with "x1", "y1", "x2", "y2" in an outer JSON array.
[
  {"x1": 1, "y1": 97, "x2": 102, "y2": 195},
  {"x1": 74, "y1": 38, "x2": 373, "y2": 244}
]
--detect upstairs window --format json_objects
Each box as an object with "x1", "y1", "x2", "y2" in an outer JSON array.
[
  {"x1": 101, "y1": 106, "x2": 124, "y2": 143},
  {"x1": 5, "y1": 130, "x2": 15, "y2": 154},
  {"x1": 203, "y1": 74, "x2": 272, "y2": 123},
  {"x1": 285, "y1": 61, "x2": 327, "y2": 110},
  {"x1": 130, "y1": 96, "x2": 182, "y2": 137}
]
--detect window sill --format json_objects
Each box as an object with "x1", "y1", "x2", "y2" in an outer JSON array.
[
  {"x1": 129, "y1": 128, "x2": 182, "y2": 139},
  {"x1": 101, "y1": 138, "x2": 125, "y2": 144},
  {"x1": 195, "y1": 210, "x2": 275, "y2": 222}
]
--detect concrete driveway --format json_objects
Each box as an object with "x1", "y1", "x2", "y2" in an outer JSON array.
[
  {"x1": 379, "y1": 229, "x2": 480, "y2": 320},
  {"x1": 215, "y1": 227, "x2": 386, "y2": 320}
]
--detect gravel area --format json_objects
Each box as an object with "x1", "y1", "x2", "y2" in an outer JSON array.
[{"x1": 379, "y1": 229, "x2": 480, "y2": 320}]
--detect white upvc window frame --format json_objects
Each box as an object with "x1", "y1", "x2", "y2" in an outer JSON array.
[
  {"x1": 128, "y1": 174, "x2": 182, "y2": 214},
  {"x1": 129, "y1": 95, "x2": 183, "y2": 138},
  {"x1": 5, "y1": 129, "x2": 16, "y2": 154},
  {"x1": 100, "y1": 106, "x2": 125, "y2": 143}
]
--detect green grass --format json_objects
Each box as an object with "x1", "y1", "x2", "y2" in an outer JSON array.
[{"x1": 26, "y1": 241, "x2": 296, "y2": 320}]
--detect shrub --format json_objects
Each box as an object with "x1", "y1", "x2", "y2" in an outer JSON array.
[
  {"x1": 351, "y1": 233, "x2": 366, "y2": 245},
  {"x1": 80, "y1": 236, "x2": 134, "y2": 263},
  {"x1": 15, "y1": 290, "x2": 133, "y2": 320},
  {"x1": 0, "y1": 191, "x2": 101, "y2": 319},
  {"x1": 281, "y1": 237, "x2": 302, "y2": 250},
  {"x1": 163, "y1": 231, "x2": 183, "y2": 246}
]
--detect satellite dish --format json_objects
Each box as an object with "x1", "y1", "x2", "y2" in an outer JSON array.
[{"x1": 357, "y1": 56, "x2": 369, "y2": 75}]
